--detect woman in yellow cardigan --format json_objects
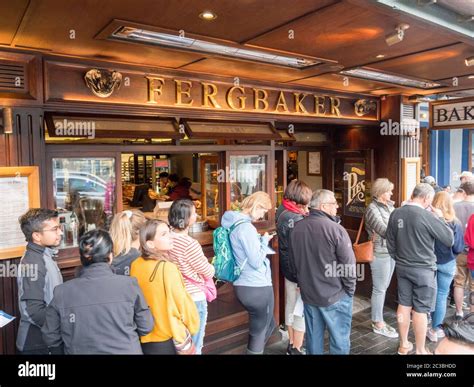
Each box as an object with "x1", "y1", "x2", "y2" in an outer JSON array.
[{"x1": 131, "y1": 219, "x2": 199, "y2": 354}]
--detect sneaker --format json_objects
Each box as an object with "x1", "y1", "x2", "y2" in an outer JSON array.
[
  {"x1": 372, "y1": 322, "x2": 399, "y2": 338},
  {"x1": 435, "y1": 327, "x2": 446, "y2": 339},
  {"x1": 455, "y1": 313, "x2": 464, "y2": 322},
  {"x1": 449, "y1": 298, "x2": 456, "y2": 308},
  {"x1": 286, "y1": 343, "x2": 292, "y2": 355},
  {"x1": 426, "y1": 328, "x2": 437, "y2": 342},
  {"x1": 289, "y1": 346, "x2": 305, "y2": 355},
  {"x1": 398, "y1": 341, "x2": 414, "y2": 355}
]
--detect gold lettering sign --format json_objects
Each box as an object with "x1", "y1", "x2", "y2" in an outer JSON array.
[
  {"x1": 253, "y1": 88, "x2": 269, "y2": 111},
  {"x1": 275, "y1": 91, "x2": 289, "y2": 113},
  {"x1": 226, "y1": 86, "x2": 246, "y2": 110},
  {"x1": 201, "y1": 82, "x2": 221, "y2": 108},
  {"x1": 175, "y1": 79, "x2": 193, "y2": 106},
  {"x1": 143, "y1": 76, "x2": 378, "y2": 120},
  {"x1": 146, "y1": 76, "x2": 165, "y2": 104}
]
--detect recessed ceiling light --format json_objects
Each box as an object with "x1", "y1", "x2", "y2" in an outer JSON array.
[
  {"x1": 340, "y1": 67, "x2": 442, "y2": 89},
  {"x1": 469, "y1": 75, "x2": 474, "y2": 79},
  {"x1": 376, "y1": 54, "x2": 385, "y2": 59},
  {"x1": 111, "y1": 26, "x2": 325, "y2": 69},
  {"x1": 199, "y1": 11, "x2": 217, "y2": 20}
]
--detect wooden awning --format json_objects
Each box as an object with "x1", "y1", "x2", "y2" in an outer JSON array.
[
  {"x1": 45, "y1": 113, "x2": 183, "y2": 139},
  {"x1": 182, "y1": 119, "x2": 280, "y2": 140}
]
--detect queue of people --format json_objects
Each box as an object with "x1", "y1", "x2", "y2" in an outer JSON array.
[{"x1": 14, "y1": 173, "x2": 474, "y2": 355}]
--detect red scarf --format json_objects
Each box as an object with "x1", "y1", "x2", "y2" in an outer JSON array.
[{"x1": 282, "y1": 198, "x2": 308, "y2": 216}]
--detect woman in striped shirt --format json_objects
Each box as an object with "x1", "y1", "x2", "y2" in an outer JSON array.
[{"x1": 168, "y1": 199, "x2": 215, "y2": 354}]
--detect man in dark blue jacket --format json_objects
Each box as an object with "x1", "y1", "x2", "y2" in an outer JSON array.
[{"x1": 290, "y1": 189, "x2": 356, "y2": 354}]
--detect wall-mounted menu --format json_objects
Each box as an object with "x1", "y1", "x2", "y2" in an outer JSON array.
[
  {"x1": 0, "y1": 176, "x2": 29, "y2": 249},
  {"x1": 0, "y1": 167, "x2": 40, "y2": 260}
]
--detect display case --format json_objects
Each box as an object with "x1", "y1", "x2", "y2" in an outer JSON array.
[
  {"x1": 52, "y1": 157, "x2": 116, "y2": 248},
  {"x1": 200, "y1": 155, "x2": 219, "y2": 225}
]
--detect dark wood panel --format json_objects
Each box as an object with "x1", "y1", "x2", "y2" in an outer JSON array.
[
  {"x1": 0, "y1": 258, "x2": 21, "y2": 355},
  {"x1": 247, "y1": 1, "x2": 457, "y2": 69}
]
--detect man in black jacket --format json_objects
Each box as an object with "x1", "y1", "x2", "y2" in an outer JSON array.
[
  {"x1": 16, "y1": 209, "x2": 64, "y2": 354},
  {"x1": 290, "y1": 189, "x2": 356, "y2": 354},
  {"x1": 386, "y1": 183, "x2": 453, "y2": 355}
]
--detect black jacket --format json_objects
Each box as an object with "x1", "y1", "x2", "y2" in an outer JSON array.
[
  {"x1": 42, "y1": 262, "x2": 154, "y2": 354},
  {"x1": 111, "y1": 247, "x2": 140, "y2": 276},
  {"x1": 290, "y1": 209, "x2": 356, "y2": 307},
  {"x1": 276, "y1": 205, "x2": 304, "y2": 283}
]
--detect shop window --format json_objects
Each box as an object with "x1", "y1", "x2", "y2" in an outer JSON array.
[
  {"x1": 229, "y1": 155, "x2": 267, "y2": 210},
  {"x1": 52, "y1": 157, "x2": 116, "y2": 248}
]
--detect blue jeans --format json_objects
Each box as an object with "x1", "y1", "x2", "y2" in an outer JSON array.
[
  {"x1": 431, "y1": 260, "x2": 456, "y2": 329},
  {"x1": 304, "y1": 293, "x2": 353, "y2": 354},
  {"x1": 192, "y1": 300, "x2": 208, "y2": 355}
]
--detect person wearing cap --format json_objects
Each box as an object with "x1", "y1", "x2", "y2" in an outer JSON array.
[
  {"x1": 423, "y1": 176, "x2": 442, "y2": 193},
  {"x1": 460, "y1": 171, "x2": 473, "y2": 185}
]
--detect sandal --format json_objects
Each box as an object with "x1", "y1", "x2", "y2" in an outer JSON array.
[{"x1": 397, "y1": 341, "x2": 414, "y2": 355}]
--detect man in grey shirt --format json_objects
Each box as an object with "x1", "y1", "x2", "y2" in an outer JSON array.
[{"x1": 386, "y1": 183, "x2": 453, "y2": 355}]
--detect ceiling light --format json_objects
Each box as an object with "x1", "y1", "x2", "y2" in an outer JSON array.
[
  {"x1": 376, "y1": 54, "x2": 385, "y2": 58},
  {"x1": 469, "y1": 75, "x2": 474, "y2": 79},
  {"x1": 199, "y1": 11, "x2": 217, "y2": 20},
  {"x1": 465, "y1": 56, "x2": 474, "y2": 66},
  {"x1": 340, "y1": 67, "x2": 442, "y2": 89},
  {"x1": 111, "y1": 27, "x2": 323, "y2": 69},
  {"x1": 385, "y1": 23, "x2": 410, "y2": 46}
]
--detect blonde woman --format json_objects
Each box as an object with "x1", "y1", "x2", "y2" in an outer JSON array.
[
  {"x1": 220, "y1": 191, "x2": 276, "y2": 354},
  {"x1": 429, "y1": 192, "x2": 464, "y2": 342},
  {"x1": 364, "y1": 178, "x2": 398, "y2": 338},
  {"x1": 109, "y1": 210, "x2": 147, "y2": 275}
]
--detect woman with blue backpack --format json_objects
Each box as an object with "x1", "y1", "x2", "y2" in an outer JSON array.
[{"x1": 220, "y1": 191, "x2": 276, "y2": 354}]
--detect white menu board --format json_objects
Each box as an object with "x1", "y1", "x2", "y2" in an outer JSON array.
[{"x1": 0, "y1": 176, "x2": 29, "y2": 249}]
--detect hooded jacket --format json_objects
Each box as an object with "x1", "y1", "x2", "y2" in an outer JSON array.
[{"x1": 220, "y1": 210, "x2": 273, "y2": 287}]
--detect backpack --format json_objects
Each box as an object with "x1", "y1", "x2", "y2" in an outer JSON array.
[{"x1": 212, "y1": 219, "x2": 249, "y2": 282}]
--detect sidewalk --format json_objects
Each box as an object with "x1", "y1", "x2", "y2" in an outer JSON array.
[{"x1": 265, "y1": 299, "x2": 459, "y2": 355}]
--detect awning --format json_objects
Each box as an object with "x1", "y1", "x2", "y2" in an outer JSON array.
[{"x1": 45, "y1": 113, "x2": 183, "y2": 139}]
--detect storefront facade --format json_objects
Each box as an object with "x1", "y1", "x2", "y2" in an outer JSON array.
[{"x1": 0, "y1": 48, "x2": 404, "y2": 354}]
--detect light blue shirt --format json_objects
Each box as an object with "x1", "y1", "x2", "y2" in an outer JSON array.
[{"x1": 220, "y1": 210, "x2": 273, "y2": 287}]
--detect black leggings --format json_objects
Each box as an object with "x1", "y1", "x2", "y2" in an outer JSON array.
[
  {"x1": 234, "y1": 285, "x2": 276, "y2": 353},
  {"x1": 141, "y1": 339, "x2": 177, "y2": 355}
]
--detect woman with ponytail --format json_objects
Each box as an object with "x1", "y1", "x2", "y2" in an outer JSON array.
[
  {"x1": 42, "y1": 230, "x2": 154, "y2": 354},
  {"x1": 110, "y1": 210, "x2": 147, "y2": 275}
]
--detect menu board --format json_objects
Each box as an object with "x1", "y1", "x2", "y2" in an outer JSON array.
[
  {"x1": 0, "y1": 167, "x2": 40, "y2": 260},
  {"x1": 401, "y1": 158, "x2": 420, "y2": 202},
  {"x1": 0, "y1": 176, "x2": 29, "y2": 249}
]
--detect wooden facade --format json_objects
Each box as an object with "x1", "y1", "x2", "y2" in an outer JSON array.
[{"x1": 0, "y1": 48, "x2": 403, "y2": 355}]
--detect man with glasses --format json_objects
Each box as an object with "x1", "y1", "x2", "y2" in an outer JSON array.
[
  {"x1": 290, "y1": 189, "x2": 356, "y2": 354},
  {"x1": 16, "y1": 208, "x2": 64, "y2": 354}
]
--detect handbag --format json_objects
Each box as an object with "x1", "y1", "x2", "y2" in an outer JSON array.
[
  {"x1": 150, "y1": 260, "x2": 196, "y2": 355},
  {"x1": 182, "y1": 273, "x2": 217, "y2": 303},
  {"x1": 353, "y1": 216, "x2": 374, "y2": 263}
]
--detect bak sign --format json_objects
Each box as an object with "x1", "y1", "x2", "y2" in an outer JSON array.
[{"x1": 430, "y1": 98, "x2": 474, "y2": 129}]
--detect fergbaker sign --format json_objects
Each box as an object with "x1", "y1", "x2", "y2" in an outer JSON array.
[{"x1": 430, "y1": 97, "x2": 474, "y2": 129}]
